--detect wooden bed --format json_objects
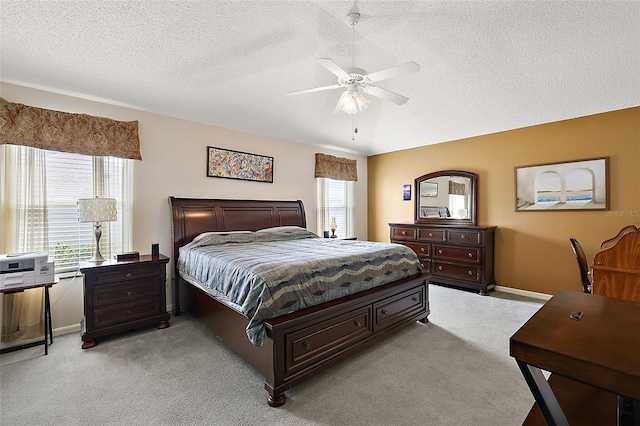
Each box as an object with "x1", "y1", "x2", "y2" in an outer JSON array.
[{"x1": 170, "y1": 197, "x2": 430, "y2": 406}]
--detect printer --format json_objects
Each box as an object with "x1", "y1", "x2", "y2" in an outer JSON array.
[{"x1": 0, "y1": 252, "x2": 55, "y2": 288}]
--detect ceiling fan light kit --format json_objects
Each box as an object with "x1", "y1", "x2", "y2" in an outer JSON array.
[{"x1": 286, "y1": 10, "x2": 420, "y2": 116}]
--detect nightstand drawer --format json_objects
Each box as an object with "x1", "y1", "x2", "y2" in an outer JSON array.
[
  {"x1": 93, "y1": 264, "x2": 161, "y2": 285},
  {"x1": 93, "y1": 281, "x2": 159, "y2": 307},
  {"x1": 93, "y1": 300, "x2": 160, "y2": 328}
]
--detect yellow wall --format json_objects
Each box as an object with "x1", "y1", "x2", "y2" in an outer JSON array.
[{"x1": 368, "y1": 107, "x2": 640, "y2": 295}]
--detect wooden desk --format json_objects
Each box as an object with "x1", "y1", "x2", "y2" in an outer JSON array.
[
  {"x1": 510, "y1": 290, "x2": 640, "y2": 425},
  {"x1": 0, "y1": 278, "x2": 57, "y2": 355}
]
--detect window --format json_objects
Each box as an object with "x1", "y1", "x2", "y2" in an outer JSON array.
[
  {"x1": 316, "y1": 178, "x2": 354, "y2": 238},
  {"x1": 3, "y1": 145, "x2": 133, "y2": 273}
]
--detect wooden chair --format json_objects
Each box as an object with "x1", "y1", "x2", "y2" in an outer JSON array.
[{"x1": 569, "y1": 238, "x2": 592, "y2": 294}]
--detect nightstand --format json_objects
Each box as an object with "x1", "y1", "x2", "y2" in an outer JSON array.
[{"x1": 79, "y1": 254, "x2": 170, "y2": 349}]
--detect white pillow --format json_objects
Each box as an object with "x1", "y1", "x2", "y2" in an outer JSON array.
[
  {"x1": 256, "y1": 226, "x2": 305, "y2": 233},
  {"x1": 192, "y1": 230, "x2": 252, "y2": 243}
]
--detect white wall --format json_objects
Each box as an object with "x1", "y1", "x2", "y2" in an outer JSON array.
[{"x1": 1, "y1": 82, "x2": 368, "y2": 334}]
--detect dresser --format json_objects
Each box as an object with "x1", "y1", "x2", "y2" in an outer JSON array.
[
  {"x1": 390, "y1": 223, "x2": 496, "y2": 295},
  {"x1": 80, "y1": 254, "x2": 170, "y2": 348}
]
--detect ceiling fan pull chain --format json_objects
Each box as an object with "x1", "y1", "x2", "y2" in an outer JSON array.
[{"x1": 352, "y1": 115, "x2": 358, "y2": 141}]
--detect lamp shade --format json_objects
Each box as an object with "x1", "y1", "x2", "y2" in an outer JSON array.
[
  {"x1": 77, "y1": 198, "x2": 117, "y2": 223},
  {"x1": 337, "y1": 90, "x2": 370, "y2": 114}
]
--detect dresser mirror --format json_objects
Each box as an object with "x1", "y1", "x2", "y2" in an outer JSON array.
[{"x1": 415, "y1": 170, "x2": 477, "y2": 225}]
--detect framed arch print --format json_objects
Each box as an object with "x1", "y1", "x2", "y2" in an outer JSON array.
[{"x1": 515, "y1": 157, "x2": 609, "y2": 211}]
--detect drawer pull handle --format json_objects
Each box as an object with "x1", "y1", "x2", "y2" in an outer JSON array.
[
  {"x1": 468, "y1": 270, "x2": 473, "y2": 276},
  {"x1": 381, "y1": 309, "x2": 388, "y2": 315},
  {"x1": 438, "y1": 266, "x2": 443, "y2": 271},
  {"x1": 125, "y1": 273, "x2": 132, "y2": 278},
  {"x1": 438, "y1": 249, "x2": 443, "y2": 254},
  {"x1": 354, "y1": 320, "x2": 361, "y2": 327},
  {"x1": 420, "y1": 247, "x2": 425, "y2": 252},
  {"x1": 126, "y1": 291, "x2": 131, "y2": 297},
  {"x1": 412, "y1": 296, "x2": 418, "y2": 302},
  {"x1": 428, "y1": 233, "x2": 433, "y2": 237},
  {"x1": 303, "y1": 341, "x2": 311, "y2": 349},
  {"x1": 468, "y1": 253, "x2": 473, "y2": 258},
  {"x1": 461, "y1": 235, "x2": 467, "y2": 239}
]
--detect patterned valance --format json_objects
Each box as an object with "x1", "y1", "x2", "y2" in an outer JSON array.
[
  {"x1": 0, "y1": 97, "x2": 142, "y2": 160},
  {"x1": 449, "y1": 181, "x2": 466, "y2": 195},
  {"x1": 314, "y1": 153, "x2": 357, "y2": 182}
]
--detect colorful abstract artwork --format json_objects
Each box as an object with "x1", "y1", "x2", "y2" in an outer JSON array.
[{"x1": 207, "y1": 146, "x2": 273, "y2": 183}]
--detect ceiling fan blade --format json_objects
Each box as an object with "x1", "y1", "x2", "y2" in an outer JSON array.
[
  {"x1": 363, "y1": 62, "x2": 421, "y2": 83},
  {"x1": 317, "y1": 58, "x2": 352, "y2": 80},
  {"x1": 286, "y1": 84, "x2": 342, "y2": 96},
  {"x1": 362, "y1": 86, "x2": 409, "y2": 105}
]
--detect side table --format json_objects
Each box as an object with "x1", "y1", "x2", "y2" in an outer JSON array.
[
  {"x1": 0, "y1": 277, "x2": 58, "y2": 356},
  {"x1": 79, "y1": 254, "x2": 170, "y2": 349}
]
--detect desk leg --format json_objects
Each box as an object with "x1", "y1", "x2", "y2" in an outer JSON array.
[
  {"x1": 46, "y1": 286, "x2": 53, "y2": 345},
  {"x1": 516, "y1": 360, "x2": 569, "y2": 426},
  {"x1": 44, "y1": 286, "x2": 50, "y2": 355}
]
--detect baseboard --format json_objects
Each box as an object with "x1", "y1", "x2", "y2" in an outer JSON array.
[
  {"x1": 495, "y1": 285, "x2": 552, "y2": 301},
  {"x1": 53, "y1": 323, "x2": 81, "y2": 337}
]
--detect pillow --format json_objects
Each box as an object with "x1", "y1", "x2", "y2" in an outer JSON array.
[
  {"x1": 256, "y1": 226, "x2": 306, "y2": 233},
  {"x1": 192, "y1": 230, "x2": 252, "y2": 243}
]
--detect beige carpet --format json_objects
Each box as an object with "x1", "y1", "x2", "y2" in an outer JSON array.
[{"x1": 0, "y1": 284, "x2": 544, "y2": 426}]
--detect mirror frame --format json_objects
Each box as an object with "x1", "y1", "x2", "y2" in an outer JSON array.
[{"x1": 414, "y1": 170, "x2": 477, "y2": 226}]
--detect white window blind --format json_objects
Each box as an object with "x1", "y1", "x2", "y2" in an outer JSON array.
[
  {"x1": 12, "y1": 148, "x2": 132, "y2": 272},
  {"x1": 316, "y1": 178, "x2": 354, "y2": 239}
]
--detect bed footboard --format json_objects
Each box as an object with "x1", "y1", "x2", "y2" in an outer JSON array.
[{"x1": 263, "y1": 273, "x2": 429, "y2": 406}]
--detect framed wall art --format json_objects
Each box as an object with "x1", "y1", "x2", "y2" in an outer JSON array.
[
  {"x1": 403, "y1": 184, "x2": 411, "y2": 201},
  {"x1": 207, "y1": 146, "x2": 273, "y2": 183},
  {"x1": 515, "y1": 157, "x2": 609, "y2": 211}
]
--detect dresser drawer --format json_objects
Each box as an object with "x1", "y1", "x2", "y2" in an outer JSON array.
[
  {"x1": 285, "y1": 306, "x2": 373, "y2": 376},
  {"x1": 93, "y1": 300, "x2": 161, "y2": 328},
  {"x1": 433, "y1": 261, "x2": 481, "y2": 282},
  {"x1": 417, "y1": 229, "x2": 446, "y2": 242},
  {"x1": 374, "y1": 287, "x2": 425, "y2": 332},
  {"x1": 417, "y1": 256, "x2": 431, "y2": 271},
  {"x1": 93, "y1": 281, "x2": 159, "y2": 307},
  {"x1": 433, "y1": 245, "x2": 481, "y2": 264},
  {"x1": 93, "y1": 264, "x2": 161, "y2": 286},
  {"x1": 391, "y1": 226, "x2": 416, "y2": 240},
  {"x1": 403, "y1": 242, "x2": 430, "y2": 257},
  {"x1": 447, "y1": 230, "x2": 482, "y2": 245}
]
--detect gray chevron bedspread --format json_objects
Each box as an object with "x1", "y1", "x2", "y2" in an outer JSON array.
[{"x1": 177, "y1": 227, "x2": 422, "y2": 346}]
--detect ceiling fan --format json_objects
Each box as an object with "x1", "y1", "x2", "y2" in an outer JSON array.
[{"x1": 286, "y1": 12, "x2": 420, "y2": 114}]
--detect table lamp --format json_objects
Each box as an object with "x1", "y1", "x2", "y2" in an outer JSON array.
[
  {"x1": 77, "y1": 197, "x2": 117, "y2": 262},
  {"x1": 330, "y1": 217, "x2": 337, "y2": 238}
]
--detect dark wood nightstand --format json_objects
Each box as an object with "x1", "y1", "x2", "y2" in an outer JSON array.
[{"x1": 79, "y1": 254, "x2": 170, "y2": 349}]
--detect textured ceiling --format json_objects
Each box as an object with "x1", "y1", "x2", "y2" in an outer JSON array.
[{"x1": 1, "y1": 1, "x2": 639, "y2": 156}]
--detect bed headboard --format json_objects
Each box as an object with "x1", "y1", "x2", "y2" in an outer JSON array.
[{"x1": 169, "y1": 196, "x2": 306, "y2": 256}]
